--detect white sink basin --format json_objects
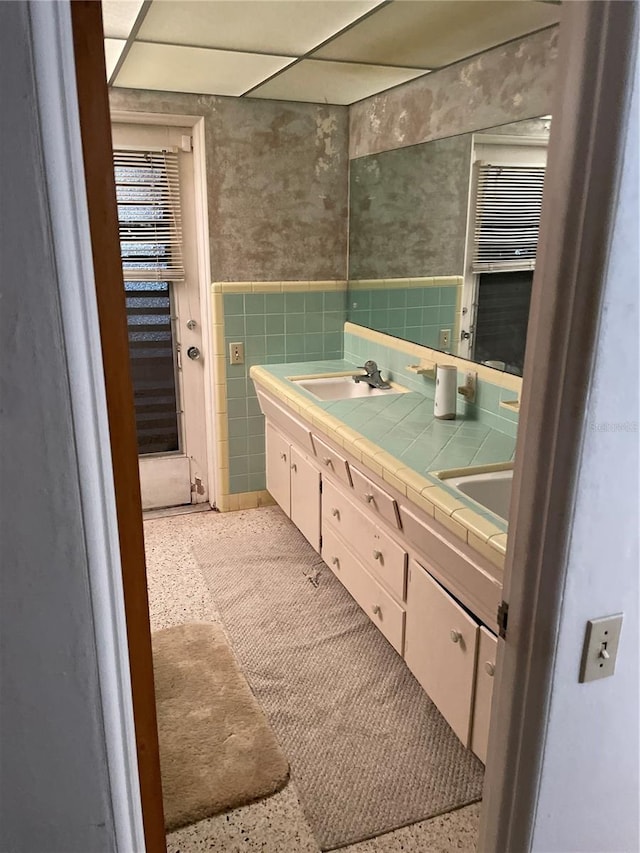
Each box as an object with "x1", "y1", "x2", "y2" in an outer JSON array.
[
  {"x1": 445, "y1": 469, "x2": 513, "y2": 521},
  {"x1": 292, "y1": 375, "x2": 408, "y2": 401}
]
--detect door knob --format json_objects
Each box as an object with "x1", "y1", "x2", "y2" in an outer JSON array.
[
  {"x1": 372, "y1": 550, "x2": 382, "y2": 561},
  {"x1": 450, "y1": 629, "x2": 462, "y2": 644},
  {"x1": 372, "y1": 605, "x2": 382, "y2": 616},
  {"x1": 280, "y1": 452, "x2": 287, "y2": 461},
  {"x1": 484, "y1": 661, "x2": 495, "y2": 677},
  {"x1": 331, "y1": 557, "x2": 339, "y2": 567},
  {"x1": 365, "y1": 493, "x2": 374, "y2": 503},
  {"x1": 291, "y1": 463, "x2": 297, "y2": 472},
  {"x1": 331, "y1": 508, "x2": 339, "y2": 517},
  {"x1": 187, "y1": 346, "x2": 201, "y2": 360}
]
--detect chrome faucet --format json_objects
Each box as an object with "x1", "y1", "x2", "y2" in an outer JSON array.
[{"x1": 353, "y1": 360, "x2": 391, "y2": 390}]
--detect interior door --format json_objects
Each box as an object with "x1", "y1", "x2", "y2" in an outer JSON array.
[{"x1": 112, "y1": 123, "x2": 208, "y2": 510}]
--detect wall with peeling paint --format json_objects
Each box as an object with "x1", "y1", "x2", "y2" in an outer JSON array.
[
  {"x1": 349, "y1": 27, "x2": 558, "y2": 159},
  {"x1": 109, "y1": 89, "x2": 349, "y2": 281}
]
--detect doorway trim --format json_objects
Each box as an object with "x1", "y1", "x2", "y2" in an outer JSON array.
[
  {"x1": 111, "y1": 108, "x2": 217, "y2": 509},
  {"x1": 35, "y1": 1, "x2": 152, "y2": 849},
  {"x1": 479, "y1": 2, "x2": 638, "y2": 850}
]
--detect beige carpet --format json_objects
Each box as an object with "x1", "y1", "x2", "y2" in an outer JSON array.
[
  {"x1": 190, "y1": 507, "x2": 484, "y2": 851},
  {"x1": 152, "y1": 622, "x2": 290, "y2": 831}
]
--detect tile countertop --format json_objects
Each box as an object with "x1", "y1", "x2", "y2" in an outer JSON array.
[{"x1": 250, "y1": 359, "x2": 515, "y2": 570}]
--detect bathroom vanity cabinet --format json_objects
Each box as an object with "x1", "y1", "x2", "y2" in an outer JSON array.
[{"x1": 258, "y1": 385, "x2": 500, "y2": 762}]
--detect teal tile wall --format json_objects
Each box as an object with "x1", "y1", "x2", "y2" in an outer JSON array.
[
  {"x1": 225, "y1": 289, "x2": 346, "y2": 493},
  {"x1": 348, "y1": 285, "x2": 458, "y2": 350},
  {"x1": 344, "y1": 329, "x2": 519, "y2": 439}
]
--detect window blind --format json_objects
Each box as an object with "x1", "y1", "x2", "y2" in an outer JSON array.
[
  {"x1": 472, "y1": 164, "x2": 545, "y2": 273},
  {"x1": 113, "y1": 149, "x2": 185, "y2": 282}
]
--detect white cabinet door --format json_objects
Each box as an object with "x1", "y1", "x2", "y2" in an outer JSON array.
[
  {"x1": 290, "y1": 445, "x2": 321, "y2": 552},
  {"x1": 405, "y1": 560, "x2": 479, "y2": 746},
  {"x1": 266, "y1": 422, "x2": 291, "y2": 516},
  {"x1": 470, "y1": 626, "x2": 498, "y2": 763}
]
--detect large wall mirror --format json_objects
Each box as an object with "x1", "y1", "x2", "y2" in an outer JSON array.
[{"x1": 348, "y1": 116, "x2": 551, "y2": 376}]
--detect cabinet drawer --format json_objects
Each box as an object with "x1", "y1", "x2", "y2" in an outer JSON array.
[
  {"x1": 314, "y1": 434, "x2": 352, "y2": 486},
  {"x1": 322, "y1": 480, "x2": 407, "y2": 601},
  {"x1": 405, "y1": 560, "x2": 478, "y2": 746},
  {"x1": 322, "y1": 526, "x2": 405, "y2": 655},
  {"x1": 470, "y1": 626, "x2": 497, "y2": 764},
  {"x1": 351, "y1": 466, "x2": 401, "y2": 529}
]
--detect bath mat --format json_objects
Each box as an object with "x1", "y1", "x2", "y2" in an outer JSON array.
[
  {"x1": 190, "y1": 507, "x2": 484, "y2": 850},
  {"x1": 151, "y1": 622, "x2": 289, "y2": 831}
]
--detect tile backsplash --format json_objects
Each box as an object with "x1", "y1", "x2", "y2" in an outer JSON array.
[
  {"x1": 348, "y1": 276, "x2": 462, "y2": 350},
  {"x1": 218, "y1": 282, "x2": 347, "y2": 496}
]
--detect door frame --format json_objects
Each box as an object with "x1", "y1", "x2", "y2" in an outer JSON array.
[
  {"x1": 111, "y1": 108, "x2": 217, "y2": 510},
  {"x1": 478, "y1": 2, "x2": 638, "y2": 849},
  {"x1": 61, "y1": 1, "x2": 637, "y2": 851}
]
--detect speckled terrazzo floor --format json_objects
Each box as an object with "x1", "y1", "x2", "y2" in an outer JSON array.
[{"x1": 144, "y1": 508, "x2": 480, "y2": 853}]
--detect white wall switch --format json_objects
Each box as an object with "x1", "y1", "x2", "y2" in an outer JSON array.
[
  {"x1": 579, "y1": 614, "x2": 623, "y2": 682},
  {"x1": 229, "y1": 342, "x2": 244, "y2": 365}
]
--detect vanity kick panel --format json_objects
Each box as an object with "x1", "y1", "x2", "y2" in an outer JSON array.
[
  {"x1": 322, "y1": 525, "x2": 405, "y2": 655},
  {"x1": 323, "y1": 478, "x2": 407, "y2": 601}
]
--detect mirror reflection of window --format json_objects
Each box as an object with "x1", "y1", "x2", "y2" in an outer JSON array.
[{"x1": 463, "y1": 124, "x2": 549, "y2": 372}]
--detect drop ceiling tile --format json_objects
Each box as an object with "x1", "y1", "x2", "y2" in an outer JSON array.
[
  {"x1": 102, "y1": 0, "x2": 143, "y2": 39},
  {"x1": 114, "y1": 42, "x2": 295, "y2": 96},
  {"x1": 247, "y1": 59, "x2": 428, "y2": 106},
  {"x1": 138, "y1": 0, "x2": 381, "y2": 56},
  {"x1": 314, "y1": 1, "x2": 560, "y2": 68},
  {"x1": 104, "y1": 38, "x2": 127, "y2": 80}
]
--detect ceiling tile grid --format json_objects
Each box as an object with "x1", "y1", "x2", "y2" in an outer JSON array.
[{"x1": 102, "y1": 0, "x2": 560, "y2": 106}]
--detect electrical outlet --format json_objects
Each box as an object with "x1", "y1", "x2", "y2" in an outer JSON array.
[
  {"x1": 229, "y1": 342, "x2": 244, "y2": 365},
  {"x1": 439, "y1": 329, "x2": 451, "y2": 350}
]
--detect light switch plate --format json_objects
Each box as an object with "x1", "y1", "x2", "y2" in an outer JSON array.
[
  {"x1": 579, "y1": 613, "x2": 623, "y2": 682},
  {"x1": 439, "y1": 329, "x2": 451, "y2": 350},
  {"x1": 229, "y1": 342, "x2": 244, "y2": 365}
]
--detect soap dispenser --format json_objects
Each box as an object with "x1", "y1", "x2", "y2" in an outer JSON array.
[{"x1": 434, "y1": 365, "x2": 457, "y2": 420}]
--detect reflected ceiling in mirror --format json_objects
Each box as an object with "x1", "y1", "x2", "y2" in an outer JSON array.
[{"x1": 347, "y1": 116, "x2": 551, "y2": 375}]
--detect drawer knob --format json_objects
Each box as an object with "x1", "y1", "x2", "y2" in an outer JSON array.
[
  {"x1": 484, "y1": 661, "x2": 496, "y2": 677},
  {"x1": 372, "y1": 550, "x2": 382, "y2": 561},
  {"x1": 323, "y1": 457, "x2": 332, "y2": 466},
  {"x1": 280, "y1": 452, "x2": 287, "y2": 461},
  {"x1": 372, "y1": 605, "x2": 382, "y2": 616},
  {"x1": 291, "y1": 463, "x2": 297, "y2": 472},
  {"x1": 365, "y1": 493, "x2": 374, "y2": 503},
  {"x1": 331, "y1": 508, "x2": 340, "y2": 518},
  {"x1": 331, "y1": 556, "x2": 339, "y2": 567},
  {"x1": 450, "y1": 629, "x2": 462, "y2": 644}
]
